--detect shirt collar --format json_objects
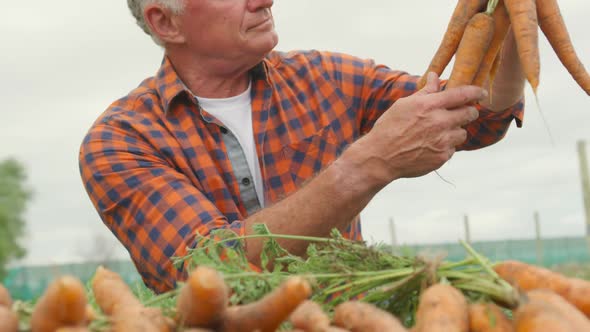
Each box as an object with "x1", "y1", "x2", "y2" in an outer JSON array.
[{"x1": 155, "y1": 56, "x2": 272, "y2": 114}]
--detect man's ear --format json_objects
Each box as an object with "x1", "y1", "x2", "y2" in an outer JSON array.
[{"x1": 144, "y1": 4, "x2": 185, "y2": 44}]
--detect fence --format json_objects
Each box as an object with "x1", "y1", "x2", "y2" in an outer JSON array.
[
  {"x1": 3, "y1": 236, "x2": 590, "y2": 301},
  {"x1": 3, "y1": 260, "x2": 143, "y2": 301},
  {"x1": 401, "y1": 236, "x2": 590, "y2": 267}
]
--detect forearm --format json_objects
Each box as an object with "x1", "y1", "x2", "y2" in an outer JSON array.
[
  {"x1": 480, "y1": 30, "x2": 526, "y2": 111},
  {"x1": 242, "y1": 145, "x2": 384, "y2": 266}
]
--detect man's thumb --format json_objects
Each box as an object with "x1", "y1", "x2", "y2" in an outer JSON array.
[{"x1": 416, "y1": 72, "x2": 440, "y2": 95}]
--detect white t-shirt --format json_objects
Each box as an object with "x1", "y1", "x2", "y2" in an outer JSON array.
[{"x1": 195, "y1": 82, "x2": 265, "y2": 207}]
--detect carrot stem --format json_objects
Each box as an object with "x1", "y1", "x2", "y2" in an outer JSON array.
[{"x1": 486, "y1": 0, "x2": 500, "y2": 15}]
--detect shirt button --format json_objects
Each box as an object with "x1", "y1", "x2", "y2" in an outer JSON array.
[
  {"x1": 241, "y1": 177, "x2": 251, "y2": 186},
  {"x1": 220, "y1": 127, "x2": 228, "y2": 134}
]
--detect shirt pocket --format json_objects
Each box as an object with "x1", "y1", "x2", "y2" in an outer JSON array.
[{"x1": 282, "y1": 125, "x2": 342, "y2": 188}]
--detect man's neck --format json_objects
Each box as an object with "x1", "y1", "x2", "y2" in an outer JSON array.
[{"x1": 165, "y1": 49, "x2": 257, "y2": 99}]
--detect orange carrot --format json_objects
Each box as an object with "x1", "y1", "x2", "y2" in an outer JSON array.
[
  {"x1": 525, "y1": 289, "x2": 590, "y2": 330},
  {"x1": 413, "y1": 284, "x2": 469, "y2": 332},
  {"x1": 30, "y1": 276, "x2": 88, "y2": 332},
  {"x1": 290, "y1": 300, "x2": 331, "y2": 332},
  {"x1": 446, "y1": 12, "x2": 495, "y2": 89},
  {"x1": 0, "y1": 307, "x2": 18, "y2": 332},
  {"x1": 55, "y1": 328, "x2": 91, "y2": 332},
  {"x1": 219, "y1": 277, "x2": 312, "y2": 332},
  {"x1": 494, "y1": 260, "x2": 590, "y2": 317},
  {"x1": 176, "y1": 266, "x2": 229, "y2": 328},
  {"x1": 514, "y1": 298, "x2": 575, "y2": 331},
  {"x1": 91, "y1": 266, "x2": 170, "y2": 332},
  {"x1": 110, "y1": 307, "x2": 173, "y2": 332},
  {"x1": 473, "y1": 0, "x2": 512, "y2": 88},
  {"x1": 418, "y1": 0, "x2": 488, "y2": 89},
  {"x1": 91, "y1": 266, "x2": 142, "y2": 316},
  {"x1": 469, "y1": 302, "x2": 514, "y2": 332},
  {"x1": 536, "y1": 0, "x2": 590, "y2": 95},
  {"x1": 504, "y1": 0, "x2": 540, "y2": 92},
  {"x1": 0, "y1": 284, "x2": 12, "y2": 308},
  {"x1": 332, "y1": 301, "x2": 407, "y2": 332}
]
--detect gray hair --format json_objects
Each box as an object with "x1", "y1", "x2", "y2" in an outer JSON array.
[{"x1": 127, "y1": 0, "x2": 185, "y2": 45}]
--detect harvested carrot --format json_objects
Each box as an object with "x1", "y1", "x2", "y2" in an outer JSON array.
[
  {"x1": 0, "y1": 307, "x2": 18, "y2": 332},
  {"x1": 473, "y1": 0, "x2": 512, "y2": 88},
  {"x1": 110, "y1": 307, "x2": 172, "y2": 332},
  {"x1": 413, "y1": 284, "x2": 469, "y2": 332},
  {"x1": 219, "y1": 277, "x2": 311, "y2": 332},
  {"x1": 290, "y1": 300, "x2": 331, "y2": 332},
  {"x1": 504, "y1": 0, "x2": 540, "y2": 92},
  {"x1": 176, "y1": 266, "x2": 229, "y2": 328},
  {"x1": 447, "y1": 12, "x2": 495, "y2": 89},
  {"x1": 333, "y1": 301, "x2": 407, "y2": 332},
  {"x1": 55, "y1": 328, "x2": 90, "y2": 332},
  {"x1": 91, "y1": 266, "x2": 142, "y2": 316},
  {"x1": 525, "y1": 289, "x2": 590, "y2": 330},
  {"x1": 536, "y1": 0, "x2": 590, "y2": 95},
  {"x1": 514, "y1": 292, "x2": 577, "y2": 331},
  {"x1": 418, "y1": 0, "x2": 488, "y2": 89},
  {"x1": 30, "y1": 275, "x2": 88, "y2": 332},
  {"x1": 92, "y1": 266, "x2": 171, "y2": 332},
  {"x1": 469, "y1": 302, "x2": 514, "y2": 332},
  {"x1": 494, "y1": 260, "x2": 590, "y2": 317},
  {"x1": 0, "y1": 284, "x2": 12, "y2": 308}
]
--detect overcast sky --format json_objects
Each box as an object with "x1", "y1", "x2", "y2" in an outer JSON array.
[{"x1": 2, "y1": 1, "x2": 590, "y2": 265}]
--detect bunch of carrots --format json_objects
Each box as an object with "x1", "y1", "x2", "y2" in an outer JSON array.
[
  {"x1": 418, "y1": 0, "x2": 590, "y2": 96},
  {"x1": 3, "y1": 261, "x2": 590, "y2": 331}
]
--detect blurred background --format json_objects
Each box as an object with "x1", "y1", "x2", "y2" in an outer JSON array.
[{"x1": 1, "y1": 0, "x2": 589, "y2": 299}]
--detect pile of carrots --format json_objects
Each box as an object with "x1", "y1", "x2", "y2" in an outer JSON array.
[
  {"x1": 3, "y1": 260, "x2": 590, "y2": 331},
  {"x1": 418, "y1": 0, "x2": 590, "y2": 95}
]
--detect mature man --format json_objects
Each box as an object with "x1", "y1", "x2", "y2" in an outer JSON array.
[{"x1": 79, "y1": 0, "x2": 525, "y2": 293}]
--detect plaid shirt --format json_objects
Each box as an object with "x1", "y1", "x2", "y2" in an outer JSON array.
[{"x1": 79, "y1": 51, "x2": 524, "y2": 293}]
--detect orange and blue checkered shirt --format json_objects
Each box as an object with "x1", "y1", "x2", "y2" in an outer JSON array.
[{"x1": 79, "y1": 50, "x2": 524, "y2": 293}]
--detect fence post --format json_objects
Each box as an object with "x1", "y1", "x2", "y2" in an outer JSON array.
[
  {"x1": 577, "y1": 141, "x2": 590, "y2": 254},
  {"x1": 389, "y1": 218, "x2": 397, "y2": 253},
  {"x1": 534, "y1": 211, "x2": 544, "y2": 265},
  {"x1": 464, "y1": 215, "x2": 471, "y2": 244}
]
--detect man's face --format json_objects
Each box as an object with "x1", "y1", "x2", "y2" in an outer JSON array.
[{"x1": 177, "y1": 0, "x2": 278, "y2": 61}]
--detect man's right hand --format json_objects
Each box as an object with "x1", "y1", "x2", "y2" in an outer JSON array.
[{"x1": 348, "y1": 72, "x2": 487, "y2": 185}]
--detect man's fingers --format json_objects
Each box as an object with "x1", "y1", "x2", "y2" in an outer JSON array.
[
  {"x1": 448, "y1": 128, "x2": 468, "y2": 147},
  {"x1": 447, "y1": 106, "x2": 480, "y2": 127},
  {"x1": 428, "y1": 85, "x2": 488, "y2": 110},
  {"x1": 415, "y1": 72, "x2": 441, "y2": 96}
]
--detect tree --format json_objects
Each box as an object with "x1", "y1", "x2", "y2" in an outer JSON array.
[{"x1": 0, "y1": 158, "x2": 32, "y2": 279}]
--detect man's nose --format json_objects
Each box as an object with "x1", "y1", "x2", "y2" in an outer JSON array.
[{"x1": 247, "y1": 0, "x2": 274, "y2": 12}]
